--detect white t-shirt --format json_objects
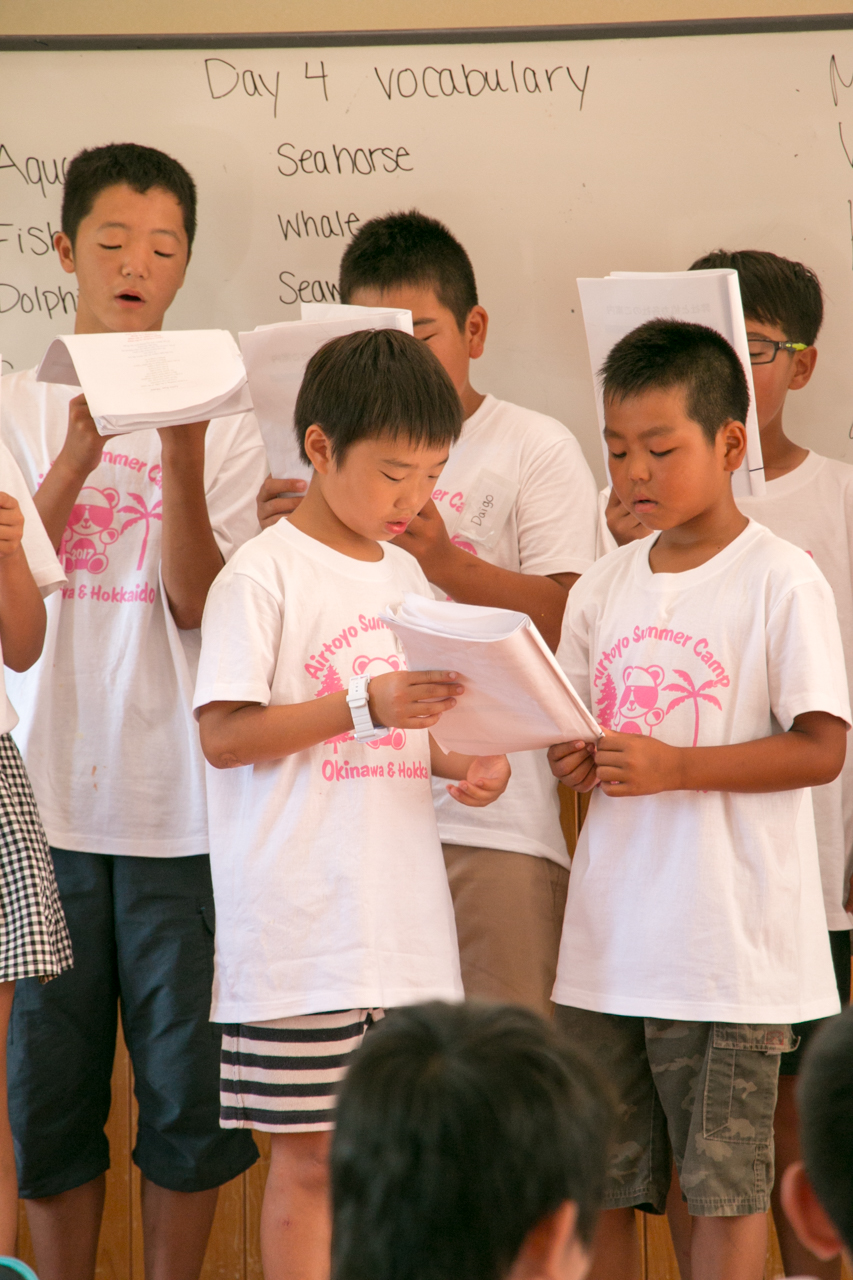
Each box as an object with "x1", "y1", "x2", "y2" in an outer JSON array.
[
  {"x1": 553, "y1": 521, "x2": 850, "y2": 1023},
  {"x1": 193, "y1": 519, "x2": 463, "y2": 1022},
  {"x1": 1, "y1": 367, "x2": 268, "y2": 857},
  {"x1": 430, "y1": 394, "x2": 598, "y2": 866},
  {"x1": 598, "y1": 457, "x2": 853, "y2": 929},
  {"x1": 739, "y1": 452, "x2": 853, "y2": 930},
  {"x1": 0, "y1": 439, "x2": 65, "y2": 735}
]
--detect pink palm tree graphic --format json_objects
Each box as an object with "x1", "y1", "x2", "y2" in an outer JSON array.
[
  {"x1": 662, "y1": 669, "x2": 724, "y2": 747},
  {"x1": 117, "y1": 494, "x2": 163, "y2": 571}
]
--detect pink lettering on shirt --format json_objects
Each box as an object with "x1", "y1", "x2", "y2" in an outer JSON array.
[{"x1": 594, "y1": 621, "x2": 730, "y2": 746}]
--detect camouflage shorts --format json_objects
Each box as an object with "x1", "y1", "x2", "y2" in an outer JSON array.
[{"x1": 555, "y1": 1006, "x2": 796, "y2": 1216}]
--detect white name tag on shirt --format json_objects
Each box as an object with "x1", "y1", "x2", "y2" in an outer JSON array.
[{"x1": 450, "y1": 469, "x2": 517, "y2": 553}]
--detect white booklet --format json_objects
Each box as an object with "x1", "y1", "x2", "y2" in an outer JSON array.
[
  {"x1": 35, "y1": 330, "x2": 252, "y2": 435},
  {"x1": 239, "y1": 304, "x2": 413, "y2": 483},
  {"x1": 381, "y1": 594, "x2": 601, "y2": 756},
  {"x1": 577, "y1": 269, "x2": 765, "y2": 497}
]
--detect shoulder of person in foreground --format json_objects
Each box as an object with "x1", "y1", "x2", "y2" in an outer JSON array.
[
  {"x1": 331, "y1": 1001, "x2": 614, "y2": 1280},
  {"x1": 781, "y1": 1005, "x2": 853, "y2": 1273}
]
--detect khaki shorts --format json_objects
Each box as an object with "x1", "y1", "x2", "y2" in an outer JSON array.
[
  {"x1": 442, "y1": 844, "x2": 568, "y2": 1019},
  {"x1": 555, "y1": 1006, "x2": 795, "y2": 1217}
]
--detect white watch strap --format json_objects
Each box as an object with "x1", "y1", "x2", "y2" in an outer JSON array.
[{"x1": 346, "y1": 675, "x2": 387, "y2": 742}]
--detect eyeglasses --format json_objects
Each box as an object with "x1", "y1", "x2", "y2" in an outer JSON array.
[{"x1": 747, "y1": 338, "x2": 808, "y2": 365}]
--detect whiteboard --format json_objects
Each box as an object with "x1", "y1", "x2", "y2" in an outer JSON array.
[{"x1": 2, "y1": 27, "x2": 853, "y2": 483}]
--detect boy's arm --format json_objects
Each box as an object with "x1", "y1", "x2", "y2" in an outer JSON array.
[
  {"x1": 198, "y1": 670, "x2": 464, "y2": 769},
  {"x1": 429, "y1": 737, "x2": 511, "y2": 807},
  {"x1": 33, "y1": 394, "x2": 106, "y2": 548},
  {"x1": 392, "y1": 500, "x2": 575, "y2": 651},
  {"x1": 0, "y1": 494, "x2": 46, "y2": 671},
  {"x1": 549, "y1": 712, "x2": 847, "y2": 797},
  {"x1": 157, "y1": 422, "x2": 228, "y2": 629}
]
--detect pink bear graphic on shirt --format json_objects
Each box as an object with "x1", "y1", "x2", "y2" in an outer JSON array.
[
  {"x1": 613, "y1": 665, "x2": 666, "y2": 735},
  {"x1": 60, "y1": 486, "x2": 121, "y2": 575},
  {"x1": 351, "y1": 655, "x2": 406, "y2": 750},
  {"x1": 320, "y1": 655, "x2": 407, "y2": 751}
]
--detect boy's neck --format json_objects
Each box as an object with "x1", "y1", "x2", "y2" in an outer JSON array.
[
  {"x1": 759, "y1": 415, "x2": 809, "y2": 481},
  {"x1": 286, "y1": 478, "x2": 383, "y2": 562},
  {"x1": 461, "y1": 383, "x2": 486, "y2": 419},
  {"x1": 649, "y1": 491, "x2": 749, "y2": 574}
]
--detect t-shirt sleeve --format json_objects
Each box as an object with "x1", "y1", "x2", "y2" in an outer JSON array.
[
  {"x1": 194, "y1": 568, "x2": 283, "y2": 715},
  {"x1": 0, "y1": 440, "x2": 65, "y2": 597},
  {"x1": 767, "y1": 576, "x2": 852, "y2": 731},
  {"x1": 555, "y1": 584, "x2": 594, "y2": 712},
  {"x1": 516, "y1": 426, "x2": 598, "y2": 578},
  {"x1": 203, "y1": 411, "x2": 269, "y2": 562}
]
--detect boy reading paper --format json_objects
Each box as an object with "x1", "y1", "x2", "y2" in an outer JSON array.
[
  {"x1": 195, "y1": 329, "x2": 510, "y2": 1280},
  {"x1": 550, "y1": 319, "x2": 848, "y2": 1280},
  {"x1": 1, "y1": 144, "x2": 263, "y2": 1280},
  {"x1": 260, "y1": 212, "x2": 598, "y2": 1017}
]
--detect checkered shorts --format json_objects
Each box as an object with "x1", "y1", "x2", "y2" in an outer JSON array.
[
  {"x1": 0, "y1": 733, "x2": 72, "y2": 982},
  {"x1": 220, "y1": 1009, "x2": 384, "y2": 1132}
]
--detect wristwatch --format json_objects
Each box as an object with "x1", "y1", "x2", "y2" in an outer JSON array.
[{"x1": 346, "y1": 675, "x2": 388, "y2": 742}]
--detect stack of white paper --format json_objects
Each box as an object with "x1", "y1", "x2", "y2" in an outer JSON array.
[
  {"x1": 239, "y1": 304, "x2": 413, "y2": 482},
  {"x1": 36, "y1": 330, "x2": 252, "y2": 436},
  {"x1": 381, "y1": 594, "x2": 601, "y2": 756},
  {"x1": 577, "y1": 269, "x2": 765, "y2": 497}
]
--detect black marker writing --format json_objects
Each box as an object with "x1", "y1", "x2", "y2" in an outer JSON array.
[
  {"x1": 0, "y1": 146, "x2": 68, "y2": 198},
  {"x1": 277, "y1": 210, "x2": 360, "y2": 241},
  {"x1": 277, "y1": 143, "x2": 412, "y2": 177},
  {"x1": 830, "y1": 54, "x2": 853, "y2": 107},
  {"x1": 0, "y1": 280, "x2": 76, "y2": 318},
  {"x1": 373, "y1": 61, "x2": 589, "y2": 110},
  {"x1": 0, "y1": 221, "x2": 60, "y2": 256},
  {"x1": 279, "y1": 271, "x2": 341, "y2": 306},
  {"x1": 205, "y1": 59, "x2": 281, "y2": 118}
]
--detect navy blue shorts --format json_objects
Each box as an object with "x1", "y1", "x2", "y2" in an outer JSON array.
[
  {"x1": 9, "y1": 850, "x2": 258, "y2": 1198},
  {"x1": 779, "y1": 928, "x2": 852, "y2": 1077}
]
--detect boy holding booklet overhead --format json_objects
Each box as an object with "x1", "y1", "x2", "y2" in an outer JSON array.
[
  {"x1": 194, "y1": 328, "x2": 510, "y2": 1280},
  {"x1": 260, "y1": 211, "x2": 599, "y2": 1017},
  {"x1": 1, "y1": 144, "x2": 263, "y2": 1280},
  {"x1": 549, "y1": 319, "x2": 849, "y2": 1280}
]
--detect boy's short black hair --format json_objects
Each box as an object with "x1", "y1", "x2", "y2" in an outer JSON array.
[
  {"x1": 339, "y1": 210, "x2": 478, "y2": 332},
  {"x1": 295, "y1": 328, "x2": 462, "y2": 465},
  {"x1": 601, "y1": 318, "x2": 750, "y2": 445},
  {"x1": 689, "y1": 249, "x2": 824, "y2": 346},
  {"x1": 331, "y1": 1001, "x2": 614, "y2": 1280},
  {"x1": 62, "y1": 143, "x2": 197, "y2": 251},
  {"x1": 798, "y1": 1006, "x2": 853, "y2": 1257}
]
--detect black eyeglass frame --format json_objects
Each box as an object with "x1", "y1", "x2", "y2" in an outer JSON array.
[{"x1": 747, "y1": 337, "x2": 809, "y2": 365}]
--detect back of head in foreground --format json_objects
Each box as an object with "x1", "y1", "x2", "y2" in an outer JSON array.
[
  {"x1": 600, "y1": 317, "x2": 750, "y2": 443},
  {"x1": 781, "y1": 1004, "x2": 853, "y2": 1266},
  {"x1": 331, "y1": 1001, "x2": 613, "y2": 1280}
]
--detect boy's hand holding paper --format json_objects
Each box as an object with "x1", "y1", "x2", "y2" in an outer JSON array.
[
  {"x1": 380, "y1": 594, "x2": 601, "y2": 756},
  {"x1": 36, "y1": 330, "x2": 251, "y2": 435}
]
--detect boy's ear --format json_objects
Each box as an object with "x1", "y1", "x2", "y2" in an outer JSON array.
[
  {"x1": 465, "y1": 305, "x2": 489, "y2": 361},
  {"x1": 719, "y1": 420, "x2": 748, "y2": 474},
  {"x1": 788, "y1": 345, "x2": 818, "y2": 392},
  {"x1": 302, "y1": 424, "x2": 335, "y2": 474},
  {"x1": 54, "y1": 230, "x2": 77, "y2": 276},
  {"x1": 509, "y1": 1200, "x2": 590, "y2": 1280},
  {"x1": 780, "y1": 1162, "x2": 844, "y2": 1262}
]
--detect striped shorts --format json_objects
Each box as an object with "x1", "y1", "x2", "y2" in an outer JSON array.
[{"x1": 220, "y1": 1009, "x2": 384, "y2": 1132}]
